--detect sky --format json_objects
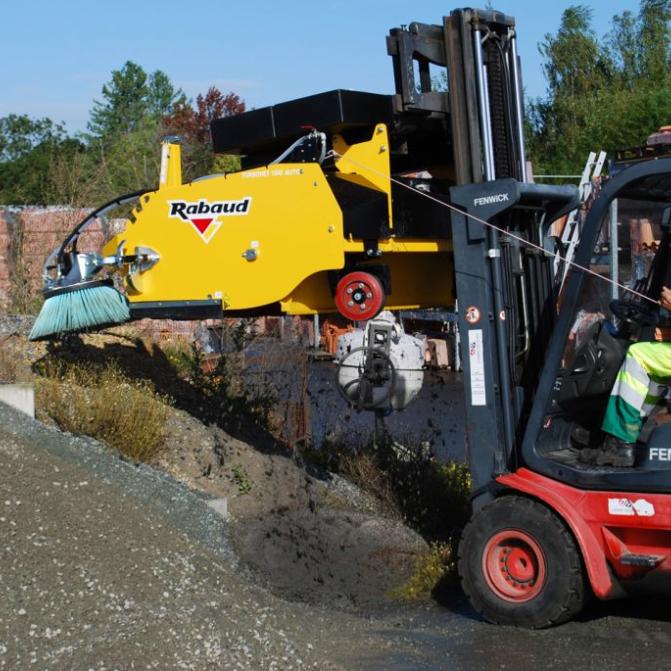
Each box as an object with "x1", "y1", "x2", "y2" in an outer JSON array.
[{"x1": 0, "y1": 0, "x2": 640, "y2": 134}]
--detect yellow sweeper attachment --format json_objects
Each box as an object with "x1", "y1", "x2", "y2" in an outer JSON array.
[
  {"x1": 106, "y1": 128, "x2": 453, "y2": 322},
  {"x1": 32, "y1": 119, "x2": 454, "y2": 339}
]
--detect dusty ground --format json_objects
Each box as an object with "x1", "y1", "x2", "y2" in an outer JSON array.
[
  {"x1": 3, "y1": 402, "x2": 671, "y2": 670},
  {"x1": 2, "y1": 317, "x2": 671, "y2": 669},
  {"x1": 0, "y1": 319, "x2": 430, "y2": 616},
  {"x1": 155, "y1": 406, "x2": 428, "y2": 613}
]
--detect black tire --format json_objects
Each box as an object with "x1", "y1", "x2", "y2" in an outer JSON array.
[{"x1": 458, "y1": 495, "x2": 587, "y2": 628}]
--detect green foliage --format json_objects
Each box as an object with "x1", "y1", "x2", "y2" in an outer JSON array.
[
  {"x1": 323, "y1": 436, "x2": 472, "y2": 540},
  {"x1": 212, "y1": 154, "x2": 242, "y2": 174},
  {"x1": 86, "y1": 125, "x2": 164, "y2": 201},
  {"x1": 162, "y1": 87, "x2": 246, "y2": 179},
  {"x1": 88, "y1": 61, "x2": 184, "y2": 139},
  {"x1": 231, "y1": 464, "x2": 252, "y2": 495},
  {"x1": 528, "y1": 1, "x2": 671, "y2": 176},
  {"x1": 0, "y1": 114, "x2": 81, "y2": 204},
  {"x1": 163, "y1": 325, "x2": 279, "y2": 437},
  {"x1": 80, "y1": 61, "x2": 187, "y2": 200},
  {"x1": 388, "y1": 542, "x2": 455, "y2": 601},
  {"x1": 0, "y1": 61, "x2": 244, "y2": 205}
]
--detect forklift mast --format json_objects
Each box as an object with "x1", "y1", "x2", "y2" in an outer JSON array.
[
  {"x1": 390, "y1": 9, "x2": 579, "y2": 499},
  {"x1": 387, "y1": 8, "x2": 527, "y2": 184}
]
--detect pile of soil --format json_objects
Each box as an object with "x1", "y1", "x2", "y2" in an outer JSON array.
[{"x1": 156, "y1": 407, "x2": 428, "y2": 612}]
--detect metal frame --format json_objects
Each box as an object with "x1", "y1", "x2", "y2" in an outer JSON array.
[{"x1": 522, "y1": 158, "x2": 671, "y2": 494}]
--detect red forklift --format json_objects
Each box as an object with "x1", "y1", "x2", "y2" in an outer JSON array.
[{"x1": 370, "y1": 9, "x2": 671, "y2": 627}]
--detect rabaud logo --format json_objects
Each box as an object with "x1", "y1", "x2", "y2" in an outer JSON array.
[{"x1": 168, "y1": 197, "x2": 252, "y2": 243}]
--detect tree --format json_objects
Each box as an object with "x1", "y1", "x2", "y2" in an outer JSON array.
[
  {"x1": 538, "y1": 6, "x2": 611, "y2": 98},
  {"x1": 0, "y1": 114, "x2": 80, "y2": 204},
  {"x1": 527, "y1": 1, "x2": 671, "y2": 176},
  {"x1": 0, "y1": 114, "x2": 65, "y2": 162},
  {"x1": 638, "y1": 0, "x2": 671, "y2": 83},
  {"x1": 163, "y1": 86, "x2": 246, "y2": 177},
  {"x1": 88, "y1": 61, "x2": 184, "y2": 138},
  {"x1": 83, "y1": 62, "x2": 187, "y2": 200},
  {"x1": 163, "y1": 86, "x2": 245, "y2": 145}
]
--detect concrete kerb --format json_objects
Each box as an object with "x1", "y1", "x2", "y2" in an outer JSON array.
[{"x1": 0, "y1": 384, "x2": 35, "y2": 418}]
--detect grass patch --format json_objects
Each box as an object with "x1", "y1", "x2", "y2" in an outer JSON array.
[
  {"x1": 0, "y1": 341, "x2": 21, "y2": 382},
  {"x1": 35, "y1": 356, "x2": 170, "y2": 462},
  {"x1": 389, "y1": 542, "x2": 456, "y2": 601},
  {"x1": 315, "y1": 437, "x2": 472, "y2": 540},
  {"x1": 159, "y1": 338, "x2": 195, "y2": 378},
  {"x1": 231, "y1": 464, "x2": 252, "y2": 495},
  {"x1": 337, "y1": 451, "x2": 401, "y2": 517}
]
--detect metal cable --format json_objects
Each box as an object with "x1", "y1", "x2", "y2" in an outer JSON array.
[{"x1": 326, "y1": 149, "x2": 661, "y2": 307}]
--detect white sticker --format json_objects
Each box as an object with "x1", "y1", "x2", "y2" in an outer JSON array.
[
  {"x1": 468, "y1": 329, "x2": 486, "y2": 406},
  {"x1": 608, "y1": 498, "x2": 655, "y2": 517}
]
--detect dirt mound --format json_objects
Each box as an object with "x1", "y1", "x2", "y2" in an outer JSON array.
[
  {"x1": 234, "y1": 510, "x2": 427, "y2": 612},
  {"x1": 0, "y1": 324, "x2": 432, "y2": 616},
  {"x1": 155, "y1": 407, "x2": 428, "y2": 612}
]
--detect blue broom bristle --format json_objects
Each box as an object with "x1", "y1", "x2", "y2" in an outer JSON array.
[{"x1": 29, "y1": 284, "x2": 131, "y2": 341}]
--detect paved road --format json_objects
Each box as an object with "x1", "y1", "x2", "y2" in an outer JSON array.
[{"x1": 1, "y1": 402, "x2": 670, "y2": 670}]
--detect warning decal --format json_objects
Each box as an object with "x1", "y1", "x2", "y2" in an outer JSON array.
[{"x1": 469, "y1": 329, "x2": 487, "y2": 406}]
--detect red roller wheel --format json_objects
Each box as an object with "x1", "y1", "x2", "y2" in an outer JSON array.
[{"x1": 334, "y1": 271, "x2": 385, "y2": 321}]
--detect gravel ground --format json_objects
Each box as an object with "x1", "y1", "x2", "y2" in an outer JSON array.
[
  {"x1": 3, "y1": 403, "x2": 671, "y2": 670},
  {"x1": 0, "y1": 402, "x2": 411, "y2": 669}
]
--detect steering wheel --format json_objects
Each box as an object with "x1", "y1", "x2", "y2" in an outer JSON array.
[{"x1": 609, "y1": 299, "x2": 660, "y2": 327}]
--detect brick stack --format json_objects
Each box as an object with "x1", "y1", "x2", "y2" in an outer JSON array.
[{"x1": 0, "y1": 211, "x2": 11, "y2": 310}]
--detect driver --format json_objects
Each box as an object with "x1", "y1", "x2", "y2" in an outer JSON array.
[{"x1": 586, "y1": 286, "x2": 671, "y2": 466}]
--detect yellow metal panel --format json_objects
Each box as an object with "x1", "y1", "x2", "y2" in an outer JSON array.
[
  {"x1": 280, "y1": 253, "x2": 454, "y2": 315},
  {"x1": 342, "y1": 238, "x2": 453, "y2": 253},
  {"x1": 333, "y1": 124, "x2": 393, "y2": 226},
  {"x1": 159, "y1": 142, "x2": 182, "y2": 188},
  {"x1": 104, "y1": 163, "x2": 345, "y2": 309}
]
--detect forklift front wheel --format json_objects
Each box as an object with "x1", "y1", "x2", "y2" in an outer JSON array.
[{"x1": 458, "y1": 495, "x2": 587, "y2": 628}]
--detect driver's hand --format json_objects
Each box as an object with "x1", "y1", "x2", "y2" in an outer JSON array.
[
  {"x1": 655, "y1": 326, "x2": 671, "y2": 341},
  {"x1": 661, "y1": 286, "x2": 671, "y2": 311}
]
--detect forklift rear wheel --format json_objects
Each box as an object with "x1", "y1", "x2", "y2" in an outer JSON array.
[
  {"x1": 458, "y1": 495, "x2": 587, "y2": 628},
  {"x1": 334, "y1": 271, "x2": 385, "y2": 321}
]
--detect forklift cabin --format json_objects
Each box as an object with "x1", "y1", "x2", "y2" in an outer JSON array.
[
  {"x1": 375, "y1": 6, "x2": 671, "y2": 628},
  {"x1": 455, "y1": 159, "x2": 671, "y2": 627}
]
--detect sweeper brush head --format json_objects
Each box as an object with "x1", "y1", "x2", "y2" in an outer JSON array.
[{"x1": 29, "y1": 280, "x2": 131, "y2": 341}]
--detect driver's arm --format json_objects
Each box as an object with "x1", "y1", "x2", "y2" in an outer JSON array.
[
  {"x1": 655, "y1": 287, "x2": 671, "y2": 341},
  {"x1": 661, "y1": 286, "x2": 671, "y2": 311}
]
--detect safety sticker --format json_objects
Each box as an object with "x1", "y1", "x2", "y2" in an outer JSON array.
[
  {"x1": 608, "y1": 498, "x2": 655, "y2": 517},
  {"x1": 468, "y1": 329, "x2": 487, "y2": 406},
  {"x1": 465, "y1": 306, "x2": 481, "y2": 324}
]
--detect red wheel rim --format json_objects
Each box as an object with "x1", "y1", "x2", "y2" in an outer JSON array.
[
  {"x1": 334, "y1": 271, "x2": 385, "y2": 321},
  {"x1": 482, "y1": 529, "x2": 546, "y2": 603}
]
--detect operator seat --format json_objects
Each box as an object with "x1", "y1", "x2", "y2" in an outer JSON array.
[{"x1": 558, "y1": 320, "x2": 628, "y2": 426}]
